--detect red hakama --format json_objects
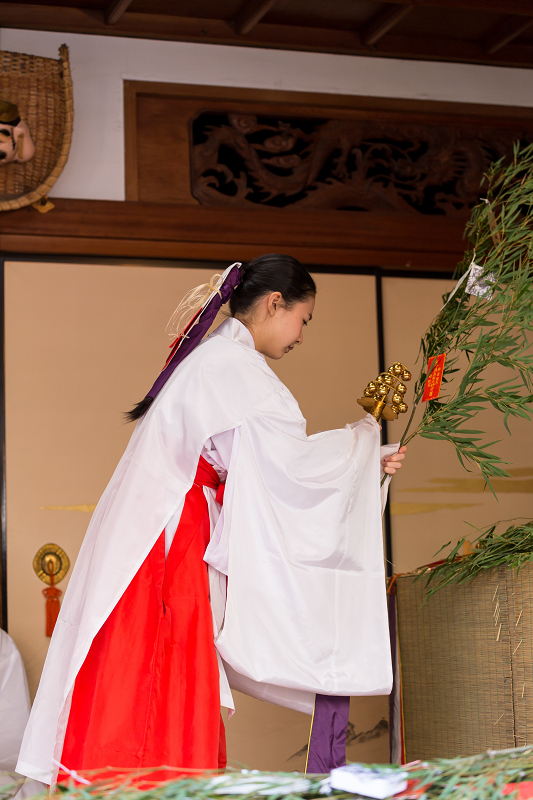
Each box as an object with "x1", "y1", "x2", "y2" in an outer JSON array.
[{"x1": 60, "y1": 457, "x2": 226, "y2": 778}]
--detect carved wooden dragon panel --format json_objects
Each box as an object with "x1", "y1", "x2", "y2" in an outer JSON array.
[{"x1": 191, "y1": 112, "x2": 530, "y2": 215}]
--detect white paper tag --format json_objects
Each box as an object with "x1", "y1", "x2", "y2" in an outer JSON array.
[
  {"x1": 330, "y1": 764, "x2": 408, "y2": 799},
  {"x1": 466, "y1": 264, "x2": 495, "y2": 300}
]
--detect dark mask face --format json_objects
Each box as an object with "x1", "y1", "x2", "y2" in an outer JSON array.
[{"x1": 0, "y1": 120, "x2": 35, "y2": 164}]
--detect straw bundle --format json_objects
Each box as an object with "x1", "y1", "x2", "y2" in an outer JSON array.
[
  {"x1": 0, "y1": 44, "x2": 73, "y2": 211},
  {"x1": 396, "y1": 564, "x2": 533, "y2": 761}
]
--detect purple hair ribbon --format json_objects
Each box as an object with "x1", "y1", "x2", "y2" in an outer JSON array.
[{"x1": 145, "y1": 262, "x2": 242, "y2": 402}]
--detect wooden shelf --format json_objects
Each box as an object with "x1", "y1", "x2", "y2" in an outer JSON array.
[{"x1": 0, "y1": 198, "x2": 465, "y2": 271}]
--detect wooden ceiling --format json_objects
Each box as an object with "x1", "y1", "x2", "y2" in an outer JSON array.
[{"x1": 1, "y1": 0, "x2": 533, "y2": 69}]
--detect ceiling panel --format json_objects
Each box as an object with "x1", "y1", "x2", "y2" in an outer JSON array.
[
  {"x1": 391, "y1": 6, "x2": 504, "y2": 40},
  {"x1": 3, "y1": 0, "x2": 106, "y2": 7},
  {"x1": 515, "y1": 29, "x2": 533, "y2": 44},
  {"x1": 128, "y1": 0, "x2": 243, "y2": 18},
  {"x1": 264, "y1": 0, "x2": 379, "y2": 29},
  {"x1": 0, "y1": 0, "x2": 531, "y2": 69}
]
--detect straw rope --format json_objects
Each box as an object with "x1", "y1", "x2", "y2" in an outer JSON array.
[
  {"x1": 0, "y1": 44, "x2": 73, "y2": 211},
  {"x1": 166, "y1": 273, "x2": 224, "y2": 338}
]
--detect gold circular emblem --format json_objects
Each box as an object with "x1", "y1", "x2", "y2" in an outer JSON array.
[{"x1": 33, "y1": 543, "x2": 70, "y2": 585}]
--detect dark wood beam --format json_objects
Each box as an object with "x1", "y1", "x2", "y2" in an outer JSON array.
[
  {"x1": 105, "y1": 0, "x2": 134, "y2": 25},
  {"x1": 125, "y1": 79, "x2": 533, "y2": 125},
  {"x1": 379, "y1": 0, "x2": 533, "y2": 13},
  {"x1": 483, "y1": 15, "x2": 533, "y2": 55},
  {"x1": 0, "y1": 198, "x2": 464, "y2": 271},
  {"x1": 0, "y1": 4, "x2": 533, "y2": 69},
  {"x1": 380, "y1": 30, "x2": 533, "y2": 66},
  {"x1": 234, "y1": 0, "x2": 277, "y2": 36},
  {"x1": 360, "y1": 4, "x2": 415, "y2": 47}
]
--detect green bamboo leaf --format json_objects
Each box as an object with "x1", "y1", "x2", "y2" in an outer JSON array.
[{"x1": 398, "y1": 150, "x2": 533, "y2": 503}]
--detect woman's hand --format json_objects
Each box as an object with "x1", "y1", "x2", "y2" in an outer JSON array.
[{"x1": 382, "y1": 446, "x2": 407, "y2": 475}]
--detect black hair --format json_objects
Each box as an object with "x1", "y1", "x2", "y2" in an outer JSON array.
[
  {"x1": 229, "y1": 253, "x2": 316, "y2": 318},
  {"x1": 125, "y1": 396, "x2": 154, "y2": 422},
  {"x1": 125, "y1": 254, "x2": 315, "y2": 423}
]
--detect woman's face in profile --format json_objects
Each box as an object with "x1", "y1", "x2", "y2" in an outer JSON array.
[{"x1": 257, "y1": 295, "x2": 315, "y2": 360}]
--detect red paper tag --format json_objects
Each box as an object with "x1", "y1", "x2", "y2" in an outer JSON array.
[
  {"x1": 422, "y1": 354, "x2": 446, "y2": 402},
  {"x1": 503, "y1": 782, "x2": 533, "y2": 799},
  {"x1": 393, "y1": 780, "x2": 425, "y2": 799}
]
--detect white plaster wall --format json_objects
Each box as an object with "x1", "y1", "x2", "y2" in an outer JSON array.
[{"x1": 1, "y1": 27, "x2": 533, "y2": 201}]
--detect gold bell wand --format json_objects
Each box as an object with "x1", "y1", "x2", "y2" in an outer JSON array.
[{"x1": 357, "y1": 362, "x2": 412, "y2": 422}]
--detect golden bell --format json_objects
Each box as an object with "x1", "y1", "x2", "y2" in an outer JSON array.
[{"x1": 357, "y1": 361, "x2": 410, "y2": 423}]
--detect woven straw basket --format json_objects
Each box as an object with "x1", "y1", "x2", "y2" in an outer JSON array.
[
  {"x1": 0, "y1": 44, "x2": 73, "y2": 211},
  {"x1": 396, "y1": 565, "x2": 533, "y2": 761}
]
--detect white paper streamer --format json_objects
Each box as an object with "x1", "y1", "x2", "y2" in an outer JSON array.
[
  {"x1": 441, "y1": 252, "x2": 495, "y2": 309},
  {"x1": 466, "y1": 264, "x2": 495, "y2": 300}
]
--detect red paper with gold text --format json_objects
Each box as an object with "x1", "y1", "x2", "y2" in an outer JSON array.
[{"x1": 422, "y1": 354, "x2": 446, "y2": 402}]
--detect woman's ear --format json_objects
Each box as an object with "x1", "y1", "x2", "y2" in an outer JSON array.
[{"x1": 267, "y1": 292, "x2": 283, "y2": 316}]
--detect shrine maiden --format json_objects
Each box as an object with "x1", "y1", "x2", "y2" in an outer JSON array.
[{"x1": 17, "y1": 254, "x2": 406, "y2": 785}]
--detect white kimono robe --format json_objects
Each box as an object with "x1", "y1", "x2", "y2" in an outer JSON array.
[{"x1": 17, "y1": 317, "x2": 393, "y2": 785}]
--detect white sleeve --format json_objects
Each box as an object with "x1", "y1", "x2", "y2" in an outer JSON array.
[
  {"x1": 379, "y1": 442, "x2": 400, "y2": 514},
  {"x1": 214, "y1": 392, "x2": 392, "y2": 698},
  {"x1": 346, "y1": 419, "x2": 399, "y2": 515}
]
